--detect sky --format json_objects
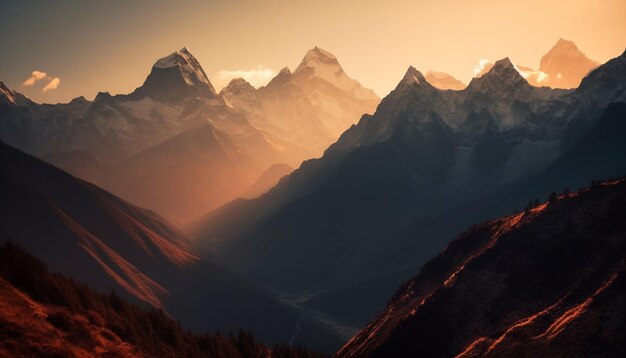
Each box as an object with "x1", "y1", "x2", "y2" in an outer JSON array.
[{"x1": 1, "y1": 0, "x2": 625, "y2": 104}]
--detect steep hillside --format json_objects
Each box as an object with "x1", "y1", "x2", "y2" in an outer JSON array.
[
  {"x1": 0, "y1": 241, "x2": 324, "y2": 358},
  {"x1": 0, "y1": 141, "x2": 342, "y2": 351},
  {"x1": 337, "y1": 178, "x2": 626, "y2": 357}
]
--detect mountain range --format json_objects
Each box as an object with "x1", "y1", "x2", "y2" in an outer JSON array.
[
  {"x1": 475, "y1": 38, "x2": 599, "y2": 89},
  {"x1": 189, "y1": 48, "x2": 626, "y2": 336},
  {"x1": 0, "y1": 46, "x2": 379, "y2": 223},
  {"x1": 221, "y1": 46, "x2": 380, "y2": 157},
  {"x1": 1, "y1": 38, "x2": 624, "y2": 355}
]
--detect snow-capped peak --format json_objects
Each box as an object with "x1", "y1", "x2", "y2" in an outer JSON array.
[
  {"x1": 155, "y1": 47, "x2": 194, "y2": 68},
  {"x1": 153, "y1": 47, "x2": 212, "y2": 87},
  {"x1": 303, "y1": 46, "x2": 337, "y2": 62},
  {"x1": 295, "y1": 46, "x2": 340, "y2": 73},
  {"x1": 293, "y1": 47, "x2": 379, "y2": 101}
]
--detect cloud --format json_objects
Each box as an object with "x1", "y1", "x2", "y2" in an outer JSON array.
[
  {"x1": 216, "y1": 65, "x2": 275, "y2": 89},
  {"x1": 516, "y1": 68, "x2": 549, "y2": 83},
  {"x1": 473, "y1": 59, "x2": 492, "y2": 77},
  {"x1": 22, "y1": 70, "x2": 61, "y2": 92},
  {"x1": 22, "y1": 70, "x2": 48, "y2": 86},
  {"x1": 42, "y1": 77, "x2": 61, "y2": 92}
]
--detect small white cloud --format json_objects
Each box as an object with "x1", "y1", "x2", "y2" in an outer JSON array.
[
  {"x1": 22, "y1": 70, "x2": 61, "y2": 92},
  {"x1": 42, "y1": 77, "x2": 61, "y2": 92},
  {"x1": 22, "y1": 70, "x2": 48, "y2": 86},
  {"x1": 217, "y1": 65, "x2": 275, "y2": 88},
  {"x1": 473, "y1": 59, "x2": 492, "y2": 77},
  {"x1": 513, "y1": 64, "x2": 549, "y2": 84}
]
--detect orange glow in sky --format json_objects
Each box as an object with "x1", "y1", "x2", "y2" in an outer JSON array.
[{"x1": 1, "y1": 0, "x2": 624, "y2": 103}]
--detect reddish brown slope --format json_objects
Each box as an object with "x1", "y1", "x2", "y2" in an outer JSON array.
[
  {"x1": 0, "y1": 242, "x2": 323, "y2": 358},
  {"x1": 337, "y1": 179, "x2": 626, "y2": 357},
  {"x1": 0, "y1": 140, "x2": 198, "y2": 308}
]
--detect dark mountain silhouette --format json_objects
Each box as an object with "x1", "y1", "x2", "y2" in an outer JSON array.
[
  {"x1": 336, "y1": 178, "x2": 626, "y2": 357},
  {"x1": 0, "y1": 141, "x2": 342, "y2": 351}
]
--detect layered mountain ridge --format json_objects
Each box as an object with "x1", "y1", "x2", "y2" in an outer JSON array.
[
  {"x1": 0, "y1": 46, "x2": 379, "y2": 222},
  {"x1": 191, "y1": 48, "x2": 626, "y2": 335},
  {"x1": 0, "y1": 141, "x2": 342, "y2": 351},
  {"x1": 221, "y1": 47, "x2": 380, "y2": 156}
]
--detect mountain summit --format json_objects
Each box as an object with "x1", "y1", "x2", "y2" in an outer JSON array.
[
  {"x1": 539, "y1": 38, "x2": 599, "y2": 88},
  {"x1": 472, "y1": 39, "x2": 599, "y2": 89},
  {"x1": 134, "y1": 47, "x2": 217, "y2": 102},
  {"x1": 399, "y1": 66, "x2": 427, "y2": 87},
  {"x1": 293, "y1": 46, "x2": 379, "y2": 102},
  {"x1": 295, "y1": 46, "x2": 339, "y2": 70},
  {"x1": 468, "y1": 57, "x2": 528, "y2": 92},
  {"x1": 220, "y1": 47, "x2": 380, "y2": 158}
]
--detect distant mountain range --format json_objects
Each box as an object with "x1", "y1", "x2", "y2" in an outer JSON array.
[
  {"x1": 190, "y1": 48, "x2": 626, "y2": 336},
  {"x1": 430, "y1": 39, "x2": 599, "y2": 91},
  {"x1": 337, "y1": 177, "x2": 626, "y2": 357},
  {"x1": 221, "y1": 46, "x2": 380, "y2": 157},
  {"x1": 0, "y1": 46, "x2": 379, "y2": 222},
  {"x1": 475, "y1": 38, "x2": 599, "y2": 89}
]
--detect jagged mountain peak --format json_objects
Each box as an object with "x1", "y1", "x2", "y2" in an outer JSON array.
[
  {"x1": 266, "y1": 67, "x2": 293, "y2": 88},
  {"x1": 546, "y1": 38, "x2": 585, "y2": 58},
  {"x1": 278, "y1": 66, "x2": 292, "y2": 75},
  {"x1": 135, "y1": 47, "x2": 217, "y2": 101},
  {"x1": 154, "y1": 47, "x2": 200, "y2": 69},
  {"x1": 69, "y1": 95, "x2": 89, "y2": 105},
  {"x1": 296, "y1": 46, "x2": 339, "y2": 71},
  {"x1": 491, "y1": 57, "x2": 516, "y2": 72},
  {"x1": 94, "y1": 91, "x2": 113, "y2": 102},
  {"x1": 468, "y1": 57, "x2": 528, "y2": 90},
  {"x1": 538, "y1": 39, "x2": 599, "y2": 88},
  {"x1": 294, "y1": 46, "x2": 342, "y2": 77},
  {"x1": 0, "y1": 82, "x2": 32, "y2": 106},
  {"x1": 291, "y1": 47, "x2": 379, "y2": 102},
  {"x1": 400, "y1": 66, "x2": 426, "y2": 86},
  {"x1": 220, "y1": 77, "x2": 255, "y2": 95}
]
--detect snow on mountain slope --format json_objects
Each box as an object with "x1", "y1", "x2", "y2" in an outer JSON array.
[
  {"x1": 294, "y1": 47, "x2": 379, "y2": 102},
  {"x1": 220, "y1": 47, "x2": 380, "y2": 159}
]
